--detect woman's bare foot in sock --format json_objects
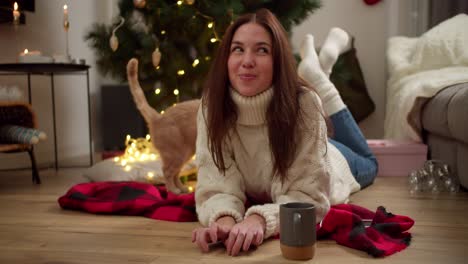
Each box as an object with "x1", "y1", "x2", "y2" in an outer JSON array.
[
  {"x1": 298, "y1": 34, "x2": 328, "y2": 88},
  {"x1": 298, "y1": 33, "x2": 346, "y2": 116},
  {"x1": 319, "y1": 27, "x2": 351, "y2": 77}
]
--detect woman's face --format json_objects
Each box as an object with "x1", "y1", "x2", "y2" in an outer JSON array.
[{"x1": 228, "y1": 22, "x2": 273, "y2": 97}]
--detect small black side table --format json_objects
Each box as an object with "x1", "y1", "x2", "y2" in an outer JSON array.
[{"x1": 0, "y1": 63, "x2": 93, "y2": 169}]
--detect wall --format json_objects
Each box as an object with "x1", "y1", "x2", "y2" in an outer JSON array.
[
  {"x1": 0, "y1": 0, "x2": 426, "y2": 169},
  {"x1": 0, "y1": 0, "x2": 112, "y2": 169}
]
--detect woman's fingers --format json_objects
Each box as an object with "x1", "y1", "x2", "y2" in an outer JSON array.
[
  {"x1": 199, "y1": 230, "x2": 212, "y2": 252},
  {"x1": 224, "y1": 229, "x2": 237, "y2": 255},
  {"x1": 254, "y1": 231, "x2": 264, "y2": 246},
  {"x1": 192, "y1": 228, "x2": 212, "y2": 253},
  {"x1": 193, "y1": 223, "x2": 265, "y2": 256},
  {"x1": 242, "y1": 231, "x2": 255, "y2": 252},
  {"x1": 209, "y1": 224, "x2": 218, "y2": 243},
  {"x1": 230, "y1": 232, "x2": 245, "y2": 256},
  {"x1": 191, "y1": 229, "x2": 197, "y2": 243}
]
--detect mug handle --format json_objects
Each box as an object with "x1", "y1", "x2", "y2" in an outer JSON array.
[{"x1": 293, "y1": 212, "x2": 302, "y2": 245}]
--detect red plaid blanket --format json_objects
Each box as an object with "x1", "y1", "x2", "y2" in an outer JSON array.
[
  {"x1": 58, "y1": 181, "x2": 414, "y2": 257},
  {"x1": 58, "y1": 181, "x2": 196, "y2": 222}
]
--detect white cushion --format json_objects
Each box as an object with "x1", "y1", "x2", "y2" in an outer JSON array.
[{"x1": 83, "y1": 158, "x2": 197, "y2": 184}]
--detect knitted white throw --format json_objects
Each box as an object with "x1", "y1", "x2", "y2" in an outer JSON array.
[{"x1": 384, "y1": 14, "x2": 468, "y2": 141}]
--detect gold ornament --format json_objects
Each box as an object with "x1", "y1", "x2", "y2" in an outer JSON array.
[
  {"x1": 152, "y1": 47, "x2": 161, "y2": 68},
  {"x1": 109, "y1": 17, "x2": 125, "y2": 52},
  {"x1": 133, "y1": 0, "x2": 146, "y2": 8},
  {"x1": 185, "y1": 0, "x2": 195, "y2": 5},
  {"x1": 109, "y1": 35, "x2": 119, "y2": 51}
]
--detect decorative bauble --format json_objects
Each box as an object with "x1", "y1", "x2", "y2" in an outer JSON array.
[
  {"x1": 363, "y1": 0, "x2": 381, "y2": 5},
  {"x1": 133, "y1": 0, "x2": 147, "y2": 8},
  {"x1": 110, "y1": 17, "x2": 125, "y2": 52},
  {"x1": 185, "y1": 0, "x2": 195, "y2": 5},
  {"x1": 152, "y1": 48, "x2": 161, "y2": 68},
  {"x1": 109, "y1": 34, "x2": 119, "y2": 51}
]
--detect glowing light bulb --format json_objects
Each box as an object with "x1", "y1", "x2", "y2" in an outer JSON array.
[
  {"x1": 173, "y1": 89, "x2": 179, "y2": 95},
  {"x1": 177, "y1": 70, "x2": 185, "y2": 75},
  {"x1": 210, "y1": 38, "x2": 217, "y2": 43},
  {"x1": 154, "y1": 88, "x2": 161, "y2": 95},
  {"x1": 192, "y1": 59, "x2": 199, "y2": 67},
  {"x1": 207, "y1": 22, "x2": 214, "y2": 28},
  {"x1": 124, "y1": 165, "x2": 131, "y2": 171},
  {"x1": 177, "y1": 1, "x2": 183, "y2": 5},
  {"x1": 13, "y1": 2, "x2": 20, "y2": 23},
  {"x1": 147, "y1": 172, "x2": 154, "y2": 178},
  {"x1": 113, "y1": 157, "x2": 120, "y2": 162}
]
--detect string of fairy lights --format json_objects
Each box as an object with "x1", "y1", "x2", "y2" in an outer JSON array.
[
  {"x1": 113, "y1": 134, "x2": 197, "y2": 191},
  {"x1": 111, "y1": 0, "x2": 230, "y2": 108}
]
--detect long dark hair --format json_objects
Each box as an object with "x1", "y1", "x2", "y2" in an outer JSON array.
[{"x1": 202, "y1": 8, "x2": 320, "y2": 182}]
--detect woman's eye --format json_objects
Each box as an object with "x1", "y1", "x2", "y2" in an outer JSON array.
[
  {"x1": 231, "y1": 46, "x2": 243, "y2": 53},
  {"x1": 258, "y1": 47, "x2": 269, "y2": 53}
]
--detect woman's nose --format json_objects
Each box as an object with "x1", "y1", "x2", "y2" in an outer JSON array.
[{"x1": 241, "y1": 52, "x2": 255, "y2": 68}]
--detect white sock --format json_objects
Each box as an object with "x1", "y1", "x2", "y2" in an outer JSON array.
[
  {"x1": 298, "y1": 34, "x2": 327, "y2": 87},
  {"x1": 298, "y1": 34, "x2": 346, "y2": 116},
  {"x1": 319, "y1": 27, "x2": 351, "y2": 77}
]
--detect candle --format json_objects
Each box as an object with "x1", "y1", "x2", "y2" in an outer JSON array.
[
  {"x1": 13, "y1": 2, "x2": 20, "y2": 24},
  {"x1": 18, "y1": 49, "x2": 54, "y2": 63},
  {"x1": 63, "y1": 4, "x2": 68, "y2": 19},
  {"x1": 20, "y1": 49, "x2": 42, "y2": 56},
  {"x1": 63, "y1": 4, "x2": 69, "y2": 31}
]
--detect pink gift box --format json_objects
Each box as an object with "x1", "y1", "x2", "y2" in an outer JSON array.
[{"x1": 367, "y1": 139, "x2": 428, "y2": 177}]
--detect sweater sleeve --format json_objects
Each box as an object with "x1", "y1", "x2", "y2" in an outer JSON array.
[
  {"x1": 244, "y1": 91, "x2": 331, "y2": 239},
  {"x1": 194, "y1": 107, "x2": 246, "y2": 226}
]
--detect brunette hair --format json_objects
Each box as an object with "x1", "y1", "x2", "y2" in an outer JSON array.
[{"x1": 202, "y1": 8, "x2": 319, "y2": 182}]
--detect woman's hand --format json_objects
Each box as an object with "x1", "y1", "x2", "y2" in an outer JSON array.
[
  {"x1": 192, "y1": 216, "x2": 236, "y2": 252},
  {"x1": 225, "y1": 214, "x2": 266, "y2": 256}
]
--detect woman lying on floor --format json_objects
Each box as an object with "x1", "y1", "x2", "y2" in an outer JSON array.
[{"x1": 192, "y1": 8, "x2": 378, "y2": 256}]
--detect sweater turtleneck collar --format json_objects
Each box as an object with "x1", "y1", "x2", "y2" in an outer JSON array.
[{"x1": 230, "y1": 87, "x2": 273, "y2": 125}]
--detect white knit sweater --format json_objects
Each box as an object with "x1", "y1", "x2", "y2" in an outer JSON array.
[{"x1": 195, "y1": 87, "x2": 360, "y2": 239}]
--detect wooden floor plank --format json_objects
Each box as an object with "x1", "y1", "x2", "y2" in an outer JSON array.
[{"x1": 0, "y1": 169, "x2": 467, "y2": 263}]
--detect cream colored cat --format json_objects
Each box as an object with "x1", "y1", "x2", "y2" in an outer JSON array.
[{"x1": 127, "y1": 58, "x2": 200, "y2": 194}]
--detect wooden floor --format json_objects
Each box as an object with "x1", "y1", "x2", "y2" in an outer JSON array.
[{"x1": 0, "y1": 169, "x2": 467, "y2": 264}]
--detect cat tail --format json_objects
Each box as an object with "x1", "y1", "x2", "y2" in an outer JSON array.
[{"x1": 126, "y1": 58, "x2": 161, "y2": 122}]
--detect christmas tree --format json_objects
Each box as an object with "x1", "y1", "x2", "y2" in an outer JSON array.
[{"x1": 86, "y1": 0, "x2": 321, "y2": 111}]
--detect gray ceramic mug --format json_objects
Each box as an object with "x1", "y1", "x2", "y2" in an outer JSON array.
[{"x1": 280, "y1": 202, "x2": 316, "y2": 260}]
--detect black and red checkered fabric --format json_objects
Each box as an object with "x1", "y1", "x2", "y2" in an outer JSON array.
[
  {"x1": 58, "y1": 182, "x2": 414, "y2": 257},
  {"x1": 58, "y1": 181, "x2": 197, "y2": 222},
  {"x1": 316, "y1": 204, "x2": 414, "y2": 257}
]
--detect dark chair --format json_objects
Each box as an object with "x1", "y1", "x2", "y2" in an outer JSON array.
[{"x1": 0, "y1": 102, "x2": 41, "y2": 184}]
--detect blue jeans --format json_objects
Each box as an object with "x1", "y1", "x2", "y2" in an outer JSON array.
[{"x1": 328, "y1": 108, "x2": 378, "y2": 189}]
